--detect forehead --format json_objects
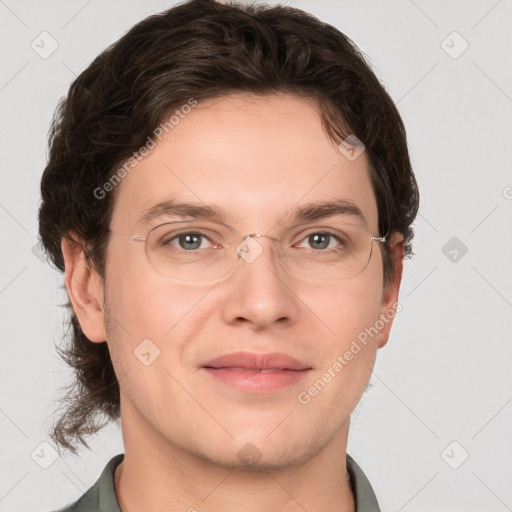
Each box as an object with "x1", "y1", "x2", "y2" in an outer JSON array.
[{"x1": 111, "y1": 93, "x2": 378, "y2": 233}]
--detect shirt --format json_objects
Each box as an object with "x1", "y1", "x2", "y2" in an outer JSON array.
[{"x1": 56, "y1": 452, "x2": 380, "y2": 511}]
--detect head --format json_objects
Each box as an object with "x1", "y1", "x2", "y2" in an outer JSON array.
[{"x1": 39, "y1": 0, "x2": 418, "y2": 463}]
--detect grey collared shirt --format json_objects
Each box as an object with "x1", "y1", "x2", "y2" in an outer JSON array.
[{"x1": 57, "y1": 453, "x2": 380, "y2": 511}]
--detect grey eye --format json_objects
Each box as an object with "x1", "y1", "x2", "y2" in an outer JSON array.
[
  {"x1": 177, "y1": 233, "x2": 202, "y2": 250},
  {"x1": 164, "y1": 232, "x2": 212, "y2": 251},
  {"x1": 299, "y1": 232, "x2": 340, "y2": 251}
]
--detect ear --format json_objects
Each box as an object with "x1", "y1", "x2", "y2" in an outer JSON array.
[
  {"x1": 377, "y1": 231, "x2": 404, "y2": 349},
  {"x1": 61, "y1": 234, "x2": 107, "y2": 343}
]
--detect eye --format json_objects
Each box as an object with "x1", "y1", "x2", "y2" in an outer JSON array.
[
  {"x1": 164, "y1": 232, "x2": 214, "y2": 251},
  {"x1": 296, "y1": 232, "x2": 342, "y2": 251}
]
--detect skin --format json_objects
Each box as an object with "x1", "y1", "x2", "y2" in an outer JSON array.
[{"x1": 62, "y1": 93, "x2": 404, "y2": 512}]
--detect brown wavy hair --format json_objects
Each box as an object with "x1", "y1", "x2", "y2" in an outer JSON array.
[{"x1": 38, "y1": 0, "x2": 419, "y2": 453}]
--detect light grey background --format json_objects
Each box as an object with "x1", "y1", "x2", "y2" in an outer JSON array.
[{"x1": 1, "y1": 1, "x2": 511, "y2": 511}]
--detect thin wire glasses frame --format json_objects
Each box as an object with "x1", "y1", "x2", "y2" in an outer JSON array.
[{"x1": 108, "y1": 219, "x2": 388, "y2": 285}]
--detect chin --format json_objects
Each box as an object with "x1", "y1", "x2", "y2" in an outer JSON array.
[{"x1": 187, "y1": 431, "x2": 323, "y2": 472}]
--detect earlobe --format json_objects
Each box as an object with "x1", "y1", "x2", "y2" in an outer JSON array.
[
  {"x1": 377, "y1": 232, "x2": 404, "y2": 349},
  {"x1": 61, "y1": 234, "x2": 107, "y2": 343}
]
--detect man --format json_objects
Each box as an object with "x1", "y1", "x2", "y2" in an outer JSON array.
[{"x1": 39, "y1": 0, "x2": 419, "y2": 510}]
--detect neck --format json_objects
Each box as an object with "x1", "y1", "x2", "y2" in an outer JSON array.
[{"x1": 115, "y1": 402, "x2": 355, "y2": 512}]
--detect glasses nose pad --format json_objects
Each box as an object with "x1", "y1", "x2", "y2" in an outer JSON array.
[{"x1": 235, "y1": 233, "x2": 265, "y2": 264}]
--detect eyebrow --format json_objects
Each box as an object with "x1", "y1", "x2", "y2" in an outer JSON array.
[
  {"x1": 288, "y1": 199, "x2": 367, "y2": 228},
  {"x1": 138, "y1": 199, "x2": 229, "y2": 225},
  {"x1": 138, "y1": 198, "x2": 367, "y2": 228}
]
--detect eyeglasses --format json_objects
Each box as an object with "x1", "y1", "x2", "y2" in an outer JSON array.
[{"x1": 108, "y1": 219, "x2": 387, "y2": 285}]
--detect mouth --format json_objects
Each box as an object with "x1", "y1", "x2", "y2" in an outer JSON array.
[
  {"x1": 212, "y1": 367, "x2": 292, "y2": 373},
  {"x1": 201, "y1": 352, "x2": 312, "y2": 393}
]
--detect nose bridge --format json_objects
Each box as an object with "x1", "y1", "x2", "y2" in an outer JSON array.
[
  {"x1": 221, "y1": 231, "x2": 297, "y2": 329},
  {"x1": 245, "y1": 232, "x2": 279, "y2": 243}
]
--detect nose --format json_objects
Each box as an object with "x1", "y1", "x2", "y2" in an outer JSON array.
[{"x1": 219, "y1": 234, "x2": 299, "y2": 330}]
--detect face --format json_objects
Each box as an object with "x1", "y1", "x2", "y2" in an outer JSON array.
[{"x1": 81, "y1": 93, "x2": 402, "y2": 469}]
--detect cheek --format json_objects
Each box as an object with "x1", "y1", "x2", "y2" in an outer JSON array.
[
  {"x1": 106, "y1": 273, "x2": 201, "y2": 341},
  {"x1": 298, "y1": 275, "x2": 382, "y2": 395},
  {"x1": 104, "y1": 241, "x2": 192, "y2": 336},
  {"x1": 296, "y1": 284, "x2": 381, "y2": 427},
  {"x1": 303, "y1": 274, "x2": 383, "y2": 345},
  {"x1": 104, "y1": 254, "x2": 214, "y2": 379}
]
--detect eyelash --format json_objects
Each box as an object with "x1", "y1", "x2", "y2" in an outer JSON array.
[{"x1": 294, "y1": 232, "x2": 344, "y2": 252}]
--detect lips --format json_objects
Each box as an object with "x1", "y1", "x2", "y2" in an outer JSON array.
[
  {"x1": 202, "y1": 352, "x2": 311, "y2": 371},
  {"x1": 218, "y1": 368, "x2": 284, "y2": 373},
  {"x1": 201, "y1": 352, "x2": 312, "y2": 393}
]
